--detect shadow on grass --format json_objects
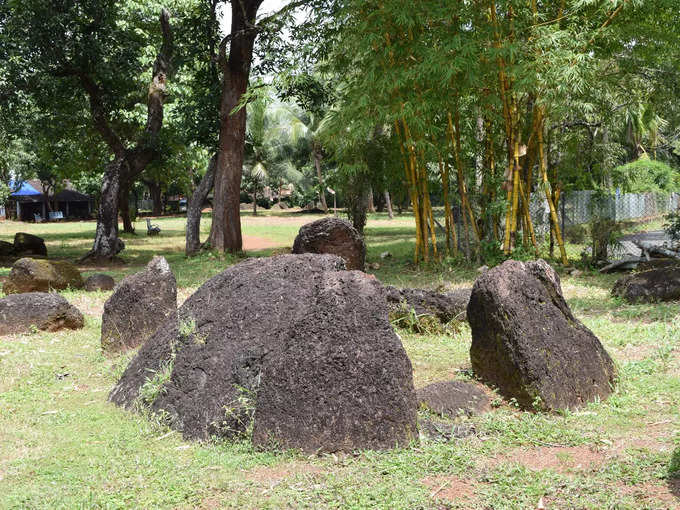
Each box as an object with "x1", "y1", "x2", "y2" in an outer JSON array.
[{"x1": 364, "y1": 227, "x2": 416, "y2": 238}]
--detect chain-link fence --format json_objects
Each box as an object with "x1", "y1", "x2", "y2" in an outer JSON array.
[
  {"x1": 535, "y1": 190, "x2": 680, "y2": 236},
  {"x1": 433, "y1": 190, "x2": 680, "y2": 253}
]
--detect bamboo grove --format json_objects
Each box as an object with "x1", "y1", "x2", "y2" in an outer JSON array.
[{"x1": 321, "y1": 0, "x2": 667, "y2": 264}]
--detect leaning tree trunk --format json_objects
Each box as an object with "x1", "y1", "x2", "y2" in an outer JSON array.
[
  {"x1": 81, "y1": 159, "x2": 125, "y2": 261},
  {"x1": 186, "y1": 154, "x2": 216, "y2": 256},
  {"x1": 209, "y1": 0, "x2": 262, "y2": 253},
  {"x1": 119, "y1": 177, "x2": 135, "y2": 233}
]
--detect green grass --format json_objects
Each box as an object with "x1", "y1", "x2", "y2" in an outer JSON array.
[{"x1": 0, "y1": 212, "x2": 679, "y2": 508}]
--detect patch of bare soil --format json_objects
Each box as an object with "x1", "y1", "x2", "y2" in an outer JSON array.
[
  {"x1": 611, "y1": 342, "x2": 657, "y2": 362},
  {"x1": 66, "y1": 293, "x2": 107, "y2": 318},
  {"x1": 611, "y1": 421, "x2": 674, "y2": 453},
  {"x1": 488, "y1": 446, "x2": 608, "y2": 474},
  {"x1": 243, "y1": 462, "x2": 324, "y2": 486},
  {"x1": 618, "y1": 479, "x2": 680, "y2": 508},
  {"x1": 422, "y1": 475, "x2": 478, "y2": 505},
  {"x1": 242, "y1": 235, "x2": 284, "y2": 251}
]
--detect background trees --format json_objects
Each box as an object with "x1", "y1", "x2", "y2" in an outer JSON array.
[
  {"x1": 1, "y1": 0, "x2": 679, "y2": 265},
  {"x1": 0, "y1": 0, "x2": 175, "y2": 260}
]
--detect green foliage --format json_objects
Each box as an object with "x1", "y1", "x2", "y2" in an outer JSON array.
[
  {"x1": 664, "y1": 212, "x2": 680, "y2": 243},
  {"x1": 611, "y1": 158, "x2": 680, "y2": 193},
  {"x1": 137, "y1": 360, "x2": 173, "y2": 408}
]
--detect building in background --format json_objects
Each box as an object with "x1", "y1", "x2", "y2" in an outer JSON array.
[{"x1": 5, "y1": 180, "x2": 93, "y2": 221}]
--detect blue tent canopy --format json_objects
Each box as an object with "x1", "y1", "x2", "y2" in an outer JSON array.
[{"x1": 9, "y1": 180, "x2": 42, "y2": 197}]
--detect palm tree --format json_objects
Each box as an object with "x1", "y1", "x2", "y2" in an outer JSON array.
[
  {"x1": 244, "y1": 96, "x2": 305, "y2": 214},
  {"x1": 269, "y1": 105, "x2": 329, "y2": 212}
]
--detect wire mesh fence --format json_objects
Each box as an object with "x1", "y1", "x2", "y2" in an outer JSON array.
[
  {"x1": 543, "y1": 190, "x2": 680, "y2": 235},
  {"x1": 433, "y1": 190, "x2": 680, "y2": 254}
]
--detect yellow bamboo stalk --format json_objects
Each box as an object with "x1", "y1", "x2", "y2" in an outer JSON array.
[
  {"x1": 396, "y1": 119, "x2": 422, "y2": 263},
  {"x1": 537, "y1": 109, "x2": 568, "y2": 265},
  {"x1": 439, "y1": 157, "x2": 453, "y2": 255},
  {"x1": 444, "y1": 159, "x2": 459, "y2": 255}
]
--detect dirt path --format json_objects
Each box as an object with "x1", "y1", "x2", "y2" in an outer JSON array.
[{"x1": 242, "y1": 235, "x2": 286, "y2": 251}]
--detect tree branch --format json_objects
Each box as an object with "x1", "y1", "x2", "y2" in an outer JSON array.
[
  {"x1": 128, "y1": 8, "x2": 175, "y2": 177},
  {"x1": 77, "y1": 73, "x2": 126, "y2": 157}
]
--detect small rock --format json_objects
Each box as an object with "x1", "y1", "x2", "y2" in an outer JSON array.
[
  {"x1": 3, "y1": 258, "x2": 84, "y2": 294},
  {"x1": 477, "y1": 265, "x2": 489, "y2": 273},
  {"x1": 385, "y1": 286, "x2": 471, "y2": 322},
  {"x1": 380, "y1": 251, "x2": 392, "y2": 259},
  {"x1": 85, "y1": 274, "x2": 115, "y2": 292},
  {"x1": 0, "y1": 292, "x2": 84, "y2": 334},
  {"x1": 369, "y1": 262, "x2": 380, "y2": 270},
  {"x1": 612, "y1": 266, "x2": 680, "y2": 303},
  {"x1": 417, "y1": 380, "x2": 491, "y2": 418},
  {"x1": 0, "y1": 240, "x2": 15, "y2": 257}
]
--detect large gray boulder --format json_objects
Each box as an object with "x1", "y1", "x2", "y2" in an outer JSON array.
[
  {"x1": 612, "y1": 266, "x2": 680, "y2": 303},
  {"x1": 385, "y1": 287, "x2": 471, "y2": 322},
  {"x1": 100, "y1": 256, "x2": 176, "y2": 353},
  {"x1": 109, "y1": 254, "x2": 417, "y2": 452},
  {"x1": 0, "y1": 293, "x2": 84, "y2": 334},
  {"x1": 292, "y1": 217, "x2": 366, "y2": 270},
  {"x1": 3, "y1": 258, "x2": 84, "y2": 294},
  {"x1": 468, "y1": 259, "x2": 616, "y2": 411}
]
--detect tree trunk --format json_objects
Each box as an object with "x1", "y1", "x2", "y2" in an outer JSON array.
[
  {"x1": 367, "y1": 186, "x2": 375, "y2": 213},
  {"x1": 384, "y1": 190, "x2": 394, "y2": 219},
  {"x1": 186, "y1": 154, "x2": 216, "y2": 256},
  {"x1": 81, "y1": 159, "x2": 125, "y2": 261},
  {"x1": 313, "y1": 150, "x2": 328, "y2": 212},
  {"x1": 119, "y1": 177, "x2": 135, "y2": 233},
  {"x1": 80, "y1": 9, "x2": 173, "y2": 261},
  {"x1": 252, "y1": 194, "x2": 257, "y2": 216},
  {"x1": 347, "y1": 175, "x2": 370, "y2": 234},
  {"x1": 209, "y1": 1, "x2": 263, "y2": 253},
  {"x1": 148, "y1": 181, "x2": 163, "y2": 216}
]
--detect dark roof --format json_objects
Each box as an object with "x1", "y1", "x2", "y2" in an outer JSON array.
[{"x1": 54, "y1": 189, "x2": 90, "y2": 202}]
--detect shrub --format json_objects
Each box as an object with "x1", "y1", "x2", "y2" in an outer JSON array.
[
  {"x1": 611, "y1": 158, "x2": 679, "y2": 193},
  {"x1": 664, "y1": 211, "x2": 680, "y2": 243}
]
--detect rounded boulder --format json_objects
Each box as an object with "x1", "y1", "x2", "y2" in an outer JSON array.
[
  {"x1": 468, "y1": 259, "x2": 616, "y2": 411},
  {"x1": 0, "y1": 292, "x2": 84, "y2": 334},
  {"x1": 109, "y1": 254, "x2": 417, "y2": 453},
  {"x1": 85, "y1": 274, "x2": 115, "y2": 292},
  {"x1": 100, "y1": 256, "x2": 176, "y2": 353},
  {"x1": 292, "y1": 217, "x2": 366, "y2": 270}
]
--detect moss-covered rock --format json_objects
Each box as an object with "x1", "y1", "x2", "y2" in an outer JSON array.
[{"x1": 3, "y1": 258, "x2": 84, "y2": 294}]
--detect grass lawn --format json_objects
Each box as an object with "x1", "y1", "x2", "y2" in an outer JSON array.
[{"x1": 0, "y1": 211, "x2": 678, "y2": 509}]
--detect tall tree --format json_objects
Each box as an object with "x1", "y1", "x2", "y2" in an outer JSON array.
[{"x1": 0, "y1": 1, "x2": 174, "y2": 260}]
